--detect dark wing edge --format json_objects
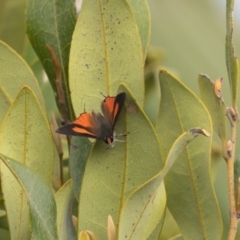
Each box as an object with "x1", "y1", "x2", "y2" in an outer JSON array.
[
  {"x1": 112, "y1": 92, "x2": 126, "y2": 128},
  {"x1": 56, "y1": 123, "x2": 98, "y2": 139}
]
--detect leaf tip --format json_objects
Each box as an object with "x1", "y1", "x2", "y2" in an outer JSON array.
[{"x1": 107, "y1": 215, "x2": 116, "y2": 240}]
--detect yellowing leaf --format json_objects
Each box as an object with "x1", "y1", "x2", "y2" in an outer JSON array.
[
  {"x1": 78, "y1": 231, "x2": 97, "y2": 240},
  {"x1": 0, "y1": 86, "x2": 54, "y2": 239},
  {"x1": 0, "y1": 41, "x2": 44, "y2": 124}
]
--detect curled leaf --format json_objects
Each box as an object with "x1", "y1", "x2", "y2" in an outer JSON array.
[{"x1": 189, "y1": 128, "x2": 211, "y2": 137}]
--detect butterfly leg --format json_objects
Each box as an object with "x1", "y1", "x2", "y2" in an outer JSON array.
[
  {"x1": 115, "y1": 132, "x2": 130, "y2": 137},
  {"x1": 111, "y1": 132, "x2": 130, "y2": 146}
]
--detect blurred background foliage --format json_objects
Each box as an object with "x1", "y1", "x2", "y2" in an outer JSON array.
[{"x1": 0, "y1": 0, "x2": 240, "y2": 239}]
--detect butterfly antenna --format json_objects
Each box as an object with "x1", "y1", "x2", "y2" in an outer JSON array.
[
  {"x1": 60, "y1": 119, "x2": 66, "y2": 126},
  {"x1": 99, "y1": 91, "x2": 106, "y2": 98}
]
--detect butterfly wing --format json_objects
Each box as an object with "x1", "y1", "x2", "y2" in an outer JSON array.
[
  {"x1": 56, "y1": 112, "x2": 101, "y2": 139},
  {"x1": 101, "y1": 92, "x2": 126, "y2": 129},
  {"x1": 56, "y1": 92, "x2": 126, "y2": 144}
]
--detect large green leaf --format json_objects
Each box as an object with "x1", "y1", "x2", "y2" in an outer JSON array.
[
  {"x1": 0, "y1": 156, "x2": 58, "y2": 240},
  {"x1": 26, "y1": 0, "x2": 76, "y2": 120},
  {"x1": 128, "y1": 0, "x2": 151, "y2": 58},
  {"x1": 0, "y1": 87, "x2": 54, "y2": 239},
  {"x1": 119, "y1": 129, "x2": 206, "y2": 240},
  {"x1": 55, "y1": 179, "x2": 76, "y2": 240},
  {"x1": 0, "y1": 41, "x2": 44, "y2": 124},
  {"x1": 69, "y1": 0, "x2": 144, "y2": 115},
  {"x1": 226, "y1": 0, "x2": 239, "y2": 106},
  {"x1": 156, "y1": 70, "x2": 223, "y2": 239},
  {"x1": 77, "y1": 84, "x2": 162, "y2": 239}
]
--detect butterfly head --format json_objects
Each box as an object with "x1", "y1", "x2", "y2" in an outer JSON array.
[
  {"x1": 104, "y1": 136, "x2": 115, "y2": 147},
  {"x1": 104, "y1": 132, "x2": 129, "y2": 147}
]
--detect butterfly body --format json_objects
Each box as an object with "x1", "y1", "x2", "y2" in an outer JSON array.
[{"x1": 56, "y1": 92, "x2": 126, "y2": 147}]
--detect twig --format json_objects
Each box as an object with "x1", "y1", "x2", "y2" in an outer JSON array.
[
  {"x1": 46, "y1": 44, "x2": 72, "y2": 181},
  {"x1": 46, "y1": 44, "x2": 69, "y2": 125},
  {"x1": 227, "y1": 108, "x2": 239, "y2": 240}
]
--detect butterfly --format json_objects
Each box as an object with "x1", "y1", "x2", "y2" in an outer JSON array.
[{"x1": 56, "y1": 92, "x2": 127, "y2": 147}]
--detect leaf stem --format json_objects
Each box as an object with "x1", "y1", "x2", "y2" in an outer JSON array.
[{"x1": 227, "y1": 113, "x2": 238, "y2": 240}]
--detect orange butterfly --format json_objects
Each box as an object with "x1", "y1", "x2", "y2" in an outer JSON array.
[{"x1": 56, "y1": 92, "x2": 127, "y2": 147}]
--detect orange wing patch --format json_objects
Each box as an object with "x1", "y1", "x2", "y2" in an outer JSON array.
[
  {"x1": 73, "y1": 112, "x2": 94, "y2": 129},
  {"x1": 56, "y1": 112, "x2": 98, "y2": 138}
]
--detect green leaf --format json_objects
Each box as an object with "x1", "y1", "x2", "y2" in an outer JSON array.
[
  {"x1": 147, "y1": 219, "x2": 165, "y2": 240},
  {"x1": 119, "y1": 182, "x2": 166, "y2": 240},
  {"x1": 156, "y1": 70, "x2": 223, "y2": 239},
  {"x1": 234, "y1": 157, "x2": 240, "y2": 206},
  {"x1": 144, "y1": 70, "x2": 160, "y2": 125},
  {"x1": 23, "y1": 41, "x2": 43, "y2": 81},
  {"x1": 0, "y1": 0, "x2": 26, "y2": 54},
  {"x1": 26, "y1": 0, "x2": 76, "y2": 120},
  {"x1": 0, "y1": 156, "x2": 58, "y2": 240},
  {"x1": 128, "y1": 0, "x2": 151, "y2": 58},
  {"x1": 0, "y1": 88, "x2": 10, "y2": 126},
  {"x1": 119, "y1": 129, "x2": 206, "y2": 240},
  {"x1": 0, "y1": 228, "x2": 10, "y2": 240},
  {"x1": 69, "y1": 137, "x2": 92, "y2": 200},
  {"x1": 55, "y1": 179, "x2": 76, "y2": 240},
  {"x1": 0, "y1": 209, "x2": 6, "y2": 218},
  {"x1": 77, "y1": 84, "x2": 162, "y2": 239},
  {"x1": 0, "y1": 41, "x2": 45, "y2": 124},
  {"x1": 69, "y1": 0, "x2": 144, "y2": 115},
  {"x1": 198, "y1": 75, "x2": 227, "y2": 151},
  {"x1": 0, "y1": 87, "x2": 55, "y2": 239},
  {"x1": 226, "y1": 0, "x2": 239, "y2": 106}
]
